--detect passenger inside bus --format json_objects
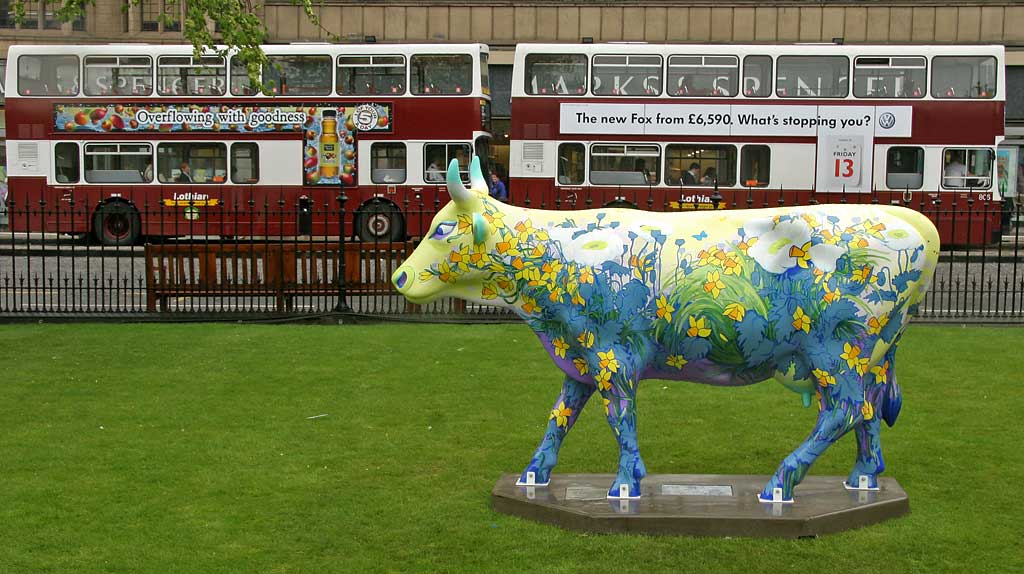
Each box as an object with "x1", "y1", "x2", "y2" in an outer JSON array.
[
  {"x1": 682, "y1": 162, "x2": 701, "y2": 185},
  {"x1": 701, "y1": 167, "x2": 718, "y2": 186},
  {"x1": 943, "y1": 151, "x2": 969, "y2": 187},
  {"x1": 177, "y1": 161, "x2": 193, "y2": 183}
]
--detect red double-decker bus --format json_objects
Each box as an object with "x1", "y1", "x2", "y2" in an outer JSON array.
[
  {"x1": 509, "y1": 43, "x2": 1005, "y2": 246},
  {"x1": 4, "y1": 43, "x2": 492, "y2": 244}
]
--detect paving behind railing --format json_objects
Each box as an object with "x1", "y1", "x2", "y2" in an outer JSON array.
[{"x1": 1, "y1": 192, "x2": 1022, "y2": 322}]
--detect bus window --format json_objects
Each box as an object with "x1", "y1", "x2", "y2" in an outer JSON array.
[
  {"x1": 18, "y1": 54, "x2": 79, "y2": 96},
  {"x1": 84, "y1": 143, "x2": 153, "y2": 184},
  {"x1": 590, "y1": 144, "x2": 660, "y2": 186},
  {"x1": 524, "y1": 53, "x2": 586, "y2": 95},
  {"x1": 776, "y1": 56, "x2": 848, "y2": 98},
  {"x1": 337, "y1": 55, "x2": 405, "y2": 95},
  {"x1": 665, "y1": 145, "x2": 736, "y2": 186},
  {"x1": 558, "y1": 143, "x2": 585, "y2": 185},
  {"x1": 424, "y1": 143, "x2": 470, "y2": 183},
  {"x1": 229, "y1": 57, "x2": 258, "y2": 96},
  {"x1": 942, "y1": 148, "x2": 993, "y2": 189},
  {"x1": 157, "y1": 143, "x2": 227, "y2": 184},
  {"x1": 411, "y1": 54, "x2": 473, "y2": 95},
  {"x1": 157, "y1": 55, "x2": 226, "y2": 96},
  {"x1": 592, "y1": 54, "x2": 662, "y2": 96},
  {"x1": 667, "y1": 55, "x2": 738, "y2": 97},
  {"x1": 740, "y1": 145, "x2": 770, "y2": 187},
  {"x1": 263, "y1": 55, "x2": 332, "y2": 96},
  {"x1": 55, "y1": 142, "x2": 80, "y2": 183},
  {"x1": 230, "y1": 143, "x2": 259, "y2": 184},
  {"x1": 84, "y1": 56, "x2": 153, "y2": 96},
  {"x1": 854, "y1": 56, "x2": 925, "y2": 98},
  {"x1": 886, "y1": 147, "x2": 923, "y2": 189},
  {"x1": 932, "y1": 56, "x2": 997, "y2": 99},
  {"x1": 742, "y1": 55, "x2": 772, "y2": 97},
  {"x1": 371, "y1": 143, "x2": 407, "y2": 184},
  {"x1": 481, "y1": 52, "x2": 490, "y2": 96}
]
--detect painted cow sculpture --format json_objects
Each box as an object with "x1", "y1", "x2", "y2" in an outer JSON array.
[{"x1": 392, "y1": 157, "x2": 939, "y2": 502}]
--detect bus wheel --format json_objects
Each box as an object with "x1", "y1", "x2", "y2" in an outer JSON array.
[
  {"x1": 356, "y1": 202, "x2": 405, "y2": 242},
  {"x1": 93, "y1": 202, "x2": 141, "y2": 246}
]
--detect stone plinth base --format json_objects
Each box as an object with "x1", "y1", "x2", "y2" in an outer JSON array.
[{"x1": 491, "y1": 473, "x2": 909, "y2": 538}]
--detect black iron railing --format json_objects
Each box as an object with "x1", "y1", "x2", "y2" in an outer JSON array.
[{"x1": 1, "y1": 187, "x2": 1021, "y2": 321}]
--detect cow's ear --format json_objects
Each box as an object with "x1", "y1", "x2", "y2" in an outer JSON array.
[
  {"x1": 470, "y1": 156, "x2": 487, "y2": 192},
  {"x1": 472, "y1": 212, "x2": 488, "y2": 245},
  {"x1": 446, "y1": 158, "x2": 474, "y2": 207}
]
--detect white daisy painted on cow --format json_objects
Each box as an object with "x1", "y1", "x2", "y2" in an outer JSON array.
[
  {"x1": 548, "y1": 226, "x2": 629, "y2": 267},
  {"x1": 882, "y1": 224, "x2": 923, "y2": 251},
  {"x1": 745, "y1": 218, "x2": 843, "y2": 274}
]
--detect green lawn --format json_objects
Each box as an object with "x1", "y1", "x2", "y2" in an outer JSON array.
[{"x1": 1, "y1": 323, "x2": 1021, "y2": 573}]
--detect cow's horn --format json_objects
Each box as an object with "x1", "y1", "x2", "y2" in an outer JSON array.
[
  {"x1": 446, "y1": 158, "x2": 474, "y2": 206},
  {"x1": 470, "y1": 155, "x2": 487, "y2": 192}
]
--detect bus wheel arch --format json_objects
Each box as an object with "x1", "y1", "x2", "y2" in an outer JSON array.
[
  {"x1": 93, "y1": 199, "x2": 142, "y2": 246},
  {"x1": 603, "y1": 200, "x2": 638, "y2": 210},
  {"x1": 354, "y1": 199, "x2": 405, "y2": 242}
]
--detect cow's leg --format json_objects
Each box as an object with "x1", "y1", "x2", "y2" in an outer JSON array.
[
  {"x1": 759, "y1": 403, "x2": 859, "y2": 502},
  {"x1": 517, "y1": 375, "x2": 594, "y2": 486},
  {"x1": 846, "y1": 413, "x2": 884, "y2": 490},
  {"x1": 597, "y1": 381, "x2": 645, "y2": 499}
]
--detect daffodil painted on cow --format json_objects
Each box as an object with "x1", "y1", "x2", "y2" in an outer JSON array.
[{"x1": 392, "y1": 157, "x2": 939, "y2": 503}]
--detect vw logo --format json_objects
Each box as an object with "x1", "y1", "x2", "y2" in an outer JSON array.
[{"x1": 878, "y1": 112, "x2": 896, "y2": 129}]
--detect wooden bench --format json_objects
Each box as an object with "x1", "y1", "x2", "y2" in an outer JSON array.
[{"x1": 145, "y1": 241, "x2": 415, "y2": 312}]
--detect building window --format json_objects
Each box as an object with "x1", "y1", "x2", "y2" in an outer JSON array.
[
  {"x1": 140, "y1": 0, "x2": 158, "y2": 31},
  {"x1": 886, "y1": 147, "x2": 924, "y2": 189},
  {"x1": 942, "y1": 148, "x2": 993, "y2": 189},
  {"x1": 370, "y1": 143, "x2": 406, "y2": 184},
  {"x1": 20, "y1": 0, "x2": 38, "y2": 28},
  {"x1": 84, "y1": 143, "x2": 153, "y2": 183},
  {"x1": 557, "y1": 142, "x2": 585, "y2": 185},
  {"x1": 162, "y1": 0, "x2": 179, "y2": 31},
  {"x1": 157, "y1": 143, "x2": 227, "y2": 184},
  {"x1": 423, "y1": 143, "x2": 470, "y2": 183},
  {"x1": 55, "y1": 142, "x2": 80, "y2": 183},
  {"x1": 668, "y1": 55, "x2": 738, "y2": 97},
  {"x1": 592, "y1": 54, "x2": 662, "y2": 96},
  {"x1": 43, "y1": 1, "x2": 60, "y2": 29},
  {"x1": 337, "y1": 55, "x2": 405, "y2": 95},
  {"x1": 411, "y1": 54, "x2": 472, "y2": 95},
  {"x1": 589, "y1": 144, "x2": 660, "y2": 186},
  {"x1": 0, "y1": 1, "x2": 14, "y2": 29},
  {"x1": 740, "y1": 145, "x2": 770, "y2": 187},
  {"x1": 524, "y1": 53, "x2": 586, "y2": 95},
  {"x1": 230, "y1": 143, "x2": 258, "y2": 184},
  {"x1": 665, "y1": 145, "x2": 736, "y2": 186}
]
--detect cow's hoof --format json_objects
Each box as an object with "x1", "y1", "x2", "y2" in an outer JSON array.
[
  {"x1": 607, "y1": 480, "x2": 641, "y2": 499},
  {"x1": 516, "y1": 468, "x2": 551, "y2": 487},
  {"x1": 843, "y1": 473, "x2": 880, "y2": 491},
  {"x1": 758, "y1": 486, "x2": 794, "y2": 504}
]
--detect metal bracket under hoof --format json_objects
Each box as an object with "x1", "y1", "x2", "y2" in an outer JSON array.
[
  {"x1": 515, "y1": 471, "x2": 550, "y2": 487},
  {"x1": 757, "y1": 486, "x2": 795, "y2": 504},
  {"x1": 843, "y1": 475, "x2": 881, "y2": 491},
  {"x1": 606, "y1": 483, "x2": 641, "y2": 500}
]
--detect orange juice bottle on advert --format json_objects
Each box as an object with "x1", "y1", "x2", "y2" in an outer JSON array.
[{"x1": 319, "y1": 110, "x2": 340, "y2": 178}]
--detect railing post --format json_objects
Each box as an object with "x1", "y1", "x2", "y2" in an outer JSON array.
[{"x1": 334, "y1": 183, "x2": 352, "y2": 313}]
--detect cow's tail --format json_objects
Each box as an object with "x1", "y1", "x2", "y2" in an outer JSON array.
[{"x1": 880, "y1": 344, "x2": 902, "y2": 427}]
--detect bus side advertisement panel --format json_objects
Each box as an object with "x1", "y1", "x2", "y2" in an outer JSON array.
[{"x1": 53, "y1": 102, "x2": 393, "y2": 186}]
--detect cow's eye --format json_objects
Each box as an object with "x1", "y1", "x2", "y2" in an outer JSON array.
[{"x1": 431, "y1": 221, "x2": 457, "y2": 239}]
